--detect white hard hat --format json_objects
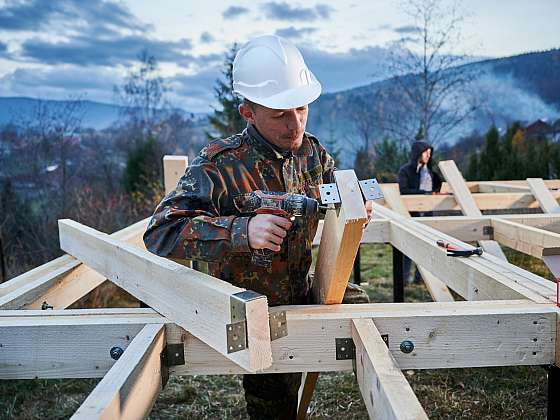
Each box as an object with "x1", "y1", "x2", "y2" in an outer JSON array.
[{"x1": 233, "y1": 35, "x2": 322, "y2": 109}]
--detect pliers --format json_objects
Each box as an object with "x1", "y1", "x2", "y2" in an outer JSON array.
[{"x1": 436, "y1": 240, "x2": 483, "y2": 257}]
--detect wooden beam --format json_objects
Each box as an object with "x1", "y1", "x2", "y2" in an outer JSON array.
[
  {"x1": 399, "y1": 191, "x2": 560, "y2": 212},
  {"x1": 0, "y1": 218, "x2": 149, "y2": 310},
  {"x1": 313, "y1": 170, "x2": 368, "y2": 304},
  {"x1": 439, "y1": 160, "x2": 508, "y2": 261},
  {"x1": 318, "y1": 214, "x2": 560, "y2": 247},
  {"x1": 380, "y1": 184, "x2": 454, "y2": 302},
  {"x1": 72, "y1": 323, "x2": 165, "y2": 420},
  {"x1": 372, "y1": 203, "x2": 555, "y2": 303},
  {"x1": 528, "y1": 178, "x2": 560, "y2": 214},
  {"x1": 58, "y1": 219, "x2": 272, "y2": 373},
  {"x1": 302, "y1": 170, "x2": 367, "y2": 418},
  {"x1": 477, "y1": 182, "x2": 531, "y2": 193},
  {"x1": 352, "y1": 318, "x2": 428, "y2": 420},
  {"x1": 1, "y1": 302, "x2": 556, "y2": 378},
  {"x1": 163, "y1": 155, "x2": 188, "y2": 194},
  {"x1": 492, "y1": 218, "x2": 560, "y2": 259},
  {"x1": 0, "y1": 308, "x2": 159, "y2": 379}
]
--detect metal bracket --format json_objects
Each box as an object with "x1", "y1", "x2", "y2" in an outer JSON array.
[
  {"x1": 269, "y1": 311, "x2": 288, "y2": 340},
  {"x1": 320, "y1": 183, "x2": 341, "y2": 204},
  {"x1": 483, "y1": 225, "x2": 494, "y2": 236},
  {"x1": 226, "y1": 321, "x2": 247, "y2": 353},
  {"x1": 160, "y1": 343, "x2": 185, "y2": 388},
  {"x1": 359, "y1": 178, "x2": 384, "y2": 201},
  {"x1": 335, "y1": 337, "x2": 356, "y2": 360},
  {"x1": 230, "y1": 290, "x2": 265, "y2": 323}
]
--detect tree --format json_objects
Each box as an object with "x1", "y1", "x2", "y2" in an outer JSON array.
[
  {"x1": 373, "y1": 137, "x2": 409, "y2": 182},
  {"x1": 207, "y1": 44, "x2": 245, "y2": 139},
  {"x1": 379, "y1": 0, "x2": 477, "y2": 145},
  {"x1": 114, "y1": 50, "x2": 169, "y2": 143}
]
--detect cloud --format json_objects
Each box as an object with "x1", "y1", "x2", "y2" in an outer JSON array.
[
  {"x1": 0, "y1": 0, "x2": 146, "y2": 33},
  {"x1": 301, "y1": 46, "x2": 393, "y2": 92},
  {"x1": 222, "y1": 6, "x2": 250, "y2": 19},
  {"x1": 261, "y1": 2, "x2": 334, "y2": 21},
  {"x1": 0, "y1": 41, "x2": 7, "y2": 53},
  {"x1": 394, "y1": 25, "x2": 421, "y2": 34},
  {"x1": 200, "y1": 31, "x2": 215, "y2": 44},
  {"x1": 274, "y1": 27, "x2": 317, "y2": 39},
  {"x1": 20, "y1": 35, "x2": 193, "y2": 66}
]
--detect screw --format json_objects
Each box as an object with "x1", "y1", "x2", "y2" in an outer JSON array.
[
  {"x1": 110, "y1": 346, "x2": 124, "y2": 360},
  {"x1": 400, "y1": 340, "x2": 414, "y2": 354}
]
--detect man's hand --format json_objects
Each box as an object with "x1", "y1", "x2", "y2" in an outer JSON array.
[{"x1": 248, "y1": 214, "x2": 292, "y2": 252}]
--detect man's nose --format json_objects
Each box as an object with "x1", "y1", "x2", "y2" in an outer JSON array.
[{"x1": 285, "y1": 109, "x2": 302, "y2": 131}]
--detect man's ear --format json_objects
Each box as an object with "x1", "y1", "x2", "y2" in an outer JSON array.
[{"x1": 238, "y1": 103, "x2": 256, "y2": 124}]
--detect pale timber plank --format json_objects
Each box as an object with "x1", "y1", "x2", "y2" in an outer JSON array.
[
  {"x1": 477, "y1": 182, "x2": 531, "y2": 193},
  {"x1": 163, "y1": 155, "x2": 188, "y2": 194},
  {"x1": 492, "y1": 218, "x2": 560, "y2": 259},
  {"x1": 528, "y1": 177, "x2": 560, "y2": 214},
  {"x1": 380, "y1": 184, "x2": 454, "y2": 302},
  {"x1": 303, "y1": 170, "x2": 368, "y2": 417},
  {"x1": 58, "y1": 219, "x2": 272, "y2": 372},
  {"x1": 399, "y1": 191, "x2": 560, "y2": 212},
  {"x1": 313, "y1": 170, "x2": 368, "y2": 304},
  {"x1": 72, "y1": 323, "x2": 165, "y2": 420},
  {"x1": 352, "y1": 318, "x2": 428, "y2": 420},
  {"x1": 0, "y1": 218, "x2": 149, "y2": 310},
  {"x1": 439, "y1": 160, "x2": 508, "y2": 260},
  {"x1": 1, "y1": 302, "x2": 556, "y2": 378},
  {"x1": 372, "y1": 203, "x2": 555, "y2": 303}
]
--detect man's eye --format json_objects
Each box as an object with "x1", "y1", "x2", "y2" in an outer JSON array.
[{"x1": 273, "y1": 113, "x2": 284, "y2": 118}]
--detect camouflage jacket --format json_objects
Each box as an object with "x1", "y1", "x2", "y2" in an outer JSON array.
[{"x1": 143, "y1": 124, "x2": 335, "y2": 305}]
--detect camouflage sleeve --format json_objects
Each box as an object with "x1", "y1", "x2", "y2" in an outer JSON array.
[
  {"x1": 321, "y1": 147, "x2": 336, "y2": 184},
  {"x1": 143, "y1": 156, "x2": 251, "y2": 263}
]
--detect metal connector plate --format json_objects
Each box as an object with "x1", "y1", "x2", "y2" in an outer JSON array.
[
  {"x1": 226, "y1": 321, "x2": 247, "y2": 353},
  {"x1": 269, "y1": 311, "x2": 288, "y2": 340},
  {"x1": 335, "y1": 337, "x2": 356, "y2": 360},
  {"x1": 359, "y1": 178, "x2": 384, "y2": 201},
  {"x1": 320, "y1": 183, "x2": 341, "y2": 204}
]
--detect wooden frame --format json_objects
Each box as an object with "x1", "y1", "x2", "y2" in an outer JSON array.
[{"x1": 3, "y1": 159, "x2": 560, "y2": 419}]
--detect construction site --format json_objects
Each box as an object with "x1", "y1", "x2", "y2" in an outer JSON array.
[{"x1": 1, "y1": 155, "x2": 560, "y2": 419}]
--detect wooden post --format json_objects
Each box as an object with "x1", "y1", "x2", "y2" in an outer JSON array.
[
  {"x1": 299, "y1": 170, "x2": 367, "y2": 418},
  {"x1": 163, "y1": 155, "x2": 188, "y2": 195},
  {"x1": 392, "y1": 246, "x2": 405, "y2": 303}
]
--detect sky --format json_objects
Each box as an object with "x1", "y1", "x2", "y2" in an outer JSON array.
[{"x1": 0, "y1": 0, "x2": 558, "y2": 112}]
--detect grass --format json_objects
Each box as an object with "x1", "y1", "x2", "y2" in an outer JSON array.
[{"x1": 0, "y1": 244, "x2": 552, "y2": 419}]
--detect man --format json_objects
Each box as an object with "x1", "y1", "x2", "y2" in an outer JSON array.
[
  {"x1": 397, "y1": 140, "x2": 442, "y2": 283},
  {"x1": 144, "y1": 35, "x2": 367, "y2": 419}
]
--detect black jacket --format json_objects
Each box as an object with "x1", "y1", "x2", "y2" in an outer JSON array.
[{"x1": 397, "y1": 141, "x2": 442, "y2": 195}]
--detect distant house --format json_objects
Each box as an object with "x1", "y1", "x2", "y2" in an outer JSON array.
[{"x1": 525, "y1": 119, "x2": 552, "y2": 139}]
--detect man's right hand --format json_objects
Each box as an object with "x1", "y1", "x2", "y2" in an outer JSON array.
[{"x1": 248, "y1": 214, "x2": 292, "y2": 252}]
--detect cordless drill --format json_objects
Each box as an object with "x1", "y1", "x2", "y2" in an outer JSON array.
[{"x1": 240, "y1": 190, "x2": 325, "y2": 267}]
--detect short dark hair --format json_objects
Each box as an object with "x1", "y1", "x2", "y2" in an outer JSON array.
[{"x1": 242, "y1": 98, "x2": 257, "y2": 110}]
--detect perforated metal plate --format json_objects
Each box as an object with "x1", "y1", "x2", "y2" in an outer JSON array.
[
  {"x1": 269, "y1": 311, "x2": 288, "y2": 340},
  {"x1": 226, "y1": 321, "x2": 247, "y2": 353},
  {"x1": 358, "y1": 178, "x2": 384, "y2": 201},
  {"x1": 319, "y1": 183, "x2": 341, "y2": 204}
]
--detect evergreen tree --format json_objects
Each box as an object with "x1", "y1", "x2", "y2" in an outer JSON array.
[
  {"x1": 207, "y1": 44, "x2": 245, "y2": 139},
  {"x1": 373, "y1": 138, "x2": 408, "y2": 182},
  {"x1": 123, "y1": 136, "x2": 164, "y2": 196},
  {"x1": 478, "y1": 125, "x2": 500, "y2": 180}
]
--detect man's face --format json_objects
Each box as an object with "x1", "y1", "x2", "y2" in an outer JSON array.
[
  {"x1": 239, "y1": 103, "x2": 308, "y2": 152},
  {"x1": 419, "y1": 148, "x2": 431, "y2": 165}
]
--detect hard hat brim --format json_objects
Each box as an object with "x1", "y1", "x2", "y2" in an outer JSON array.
[{"x1": 243, "y1": 80, "x2": 322, "y2": 110}]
